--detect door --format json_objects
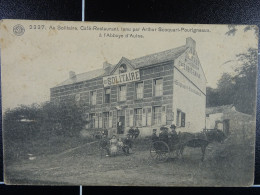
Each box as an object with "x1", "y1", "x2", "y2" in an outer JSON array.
[
  {"x1": 223, "y1": 119, "x2": 230, "y2": 135},
  {"x1": 117, "y1": 110, "x2": 125, "y2": 134}
]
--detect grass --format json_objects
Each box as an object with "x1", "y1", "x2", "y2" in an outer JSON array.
[{"x1": 3, "y1": 123, "x2": 256, "y2": 186}]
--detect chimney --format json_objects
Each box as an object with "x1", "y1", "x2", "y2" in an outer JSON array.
[
  {"x1": 186, "y1": 37, "x2": 196, "y2": 49},
  {"x1": 69, "y1": 71, "x2": 76, "y2": 79},
  {"x1": 103, "y1": 61, "x2": 112, "y2": 70}
]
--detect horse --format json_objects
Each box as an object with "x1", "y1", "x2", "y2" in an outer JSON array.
[{"x1": 177, "y1": 129, "x2": 226, "y2": 161}]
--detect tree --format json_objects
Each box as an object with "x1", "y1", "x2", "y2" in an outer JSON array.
[
  {"x1": 3, "y1": 99, "x2": 89, "y2": 141},
  {"x1": 216, "y1": 73, "x2": 236, "y2": 106},
  {"x1": 232, "y1": 48, "x2": 257, "y2": 114},
  {"x1": 226, "y1": 25, "x2": 258, "y2": 39},
  {"x1": 206, "y1": 48, "x2": 257, "y2": 115}
]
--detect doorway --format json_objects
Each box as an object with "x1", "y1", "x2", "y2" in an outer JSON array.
[
  {"x1": 117, "y1": 110, "x2": 125, "y2": 134},
  {"x1": 223, "y1": 119, "x2": 230, "y2": 135}
]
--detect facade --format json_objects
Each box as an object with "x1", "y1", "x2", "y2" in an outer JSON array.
[{"x1": 50, "y1": 37, "x2": 206, "y2": 136}]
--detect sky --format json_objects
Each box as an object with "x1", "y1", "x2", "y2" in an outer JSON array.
[{"x1": 1, "y1": 20, "x2": 258, "y2": 110}]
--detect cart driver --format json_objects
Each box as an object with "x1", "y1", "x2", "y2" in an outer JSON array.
[
  {"x1": 170, "y1": 124, "x2": 177, "y2": 136},
  {"x1": 151, "y1": 129, "x2": 159, "y2": 142},
  {"x1": 169, "y1": 124, "x2": 178, "y2": 143},
  {"x1": 159, "y1": 126, "x2": 169, "y2": 143}
]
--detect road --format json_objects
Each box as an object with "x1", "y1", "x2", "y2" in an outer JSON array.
[{"x1": 4, "y1": 137, "x2": 254, "y2": 186}]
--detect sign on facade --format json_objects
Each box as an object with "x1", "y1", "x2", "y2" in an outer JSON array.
[{"x1": 103, "y1": 69, "x2": 140, "y2": 87}]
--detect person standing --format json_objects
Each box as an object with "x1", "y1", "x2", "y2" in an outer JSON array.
[
  {"x1": 103, "y1": 128, "x2": 108, "y2": 137},
  {"x1": 110, "y1": 135, "x2": 118, "y2": 156},
  {"x1": 117, "y1": 120, "x2": 122, "y2": 134},
  {"x1": 123, "y1": 134, "x2": 133, "y2": 155}
]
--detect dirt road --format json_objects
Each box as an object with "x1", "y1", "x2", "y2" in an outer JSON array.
[{"x1": 4, "y1": 136, "x2": 254, "y2": 186}]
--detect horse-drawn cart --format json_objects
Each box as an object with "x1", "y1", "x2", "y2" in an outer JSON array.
[
  {"x1": 149, "y1": 128, "x2": 226, "y2": 162},
  {"x1": 150, "y1": 139, "x2": 180, "y2": 162}
]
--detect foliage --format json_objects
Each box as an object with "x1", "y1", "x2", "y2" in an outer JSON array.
[
  {"x1": 206, "y1": 48, "x2": 257, "y2": 115},
  {"x1": 225, "y1": 25, "x2": 258, "y2": 38},
  {"x1": 3, "y1": 100, "x2": 89, "y2": 142}
]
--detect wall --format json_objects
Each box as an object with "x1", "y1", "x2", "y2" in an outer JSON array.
[
  {"x1": 172, "y1": 55, "x2": 206, "y2": 132},
  {"x1": 206, "y1": 113, "x2": 223, "y2": 129},
  {"x1": 50, "y1": 61, "x2": 175, "y2": 137}
]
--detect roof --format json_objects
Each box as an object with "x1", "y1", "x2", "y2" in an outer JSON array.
[
  {"x1": 56, "y1": 68, "x2": 105, "y2": 87},
  {"x1": 55, "y1": 44, "x2": 188, "y2": 87},
  {"x1": 131, "y1": 45, "x2": 188, "y2": 68}
]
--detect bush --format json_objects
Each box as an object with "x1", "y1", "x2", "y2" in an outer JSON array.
[{"x1": 3, "y1": 101, "x2": 89, "y2": 141}]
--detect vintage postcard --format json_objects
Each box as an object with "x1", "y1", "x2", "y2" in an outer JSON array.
[{"x1": 0, "y1": 20, "x2": 258, "y2": 186}]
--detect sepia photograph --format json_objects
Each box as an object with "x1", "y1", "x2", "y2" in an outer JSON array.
[{"x1": 0, "y1": 20, "x2": 258, "y2": 186}]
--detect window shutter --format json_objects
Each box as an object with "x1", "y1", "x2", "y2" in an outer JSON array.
[
  {"x1": 85, "y1": 113, "x2": 89, "y2": 129},
  {"x1": 126, "y1": 109, "x2": 129, "y2": 127},
  {"x1": 109, "y1": 111, "x2": 113, "y2": 128},
  {"x1": 99, "y1": 113, "x2": 102, "y2": 128},
  {"x1": 147, "y1": 107, "x2": 152, "y2": 126},
  {"x1": 162, "y1": 106, "x2": 166, "y2": 125},
  {"x1": 113, "y1": 110, "x2": 117, "y2": 128},
  {"x1": 142, "y1": 108, "x2": 147, "y2": 126},
  {"x1": 95, "y1": 114, "x2": 98, "y2": 128},
  {"x1": 129, "y1": 109, "x2": 134, "y2": 127}
]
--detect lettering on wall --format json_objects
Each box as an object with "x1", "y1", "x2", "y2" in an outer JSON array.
[
  {"x1": 103, "y1": 69, "x2": 140, "y2": 87},
  {"x1": 178, "y1": 61, "x2": 201, "y2": 79},
  {"x1": 174, "y1": 80, "x2": 201, "y2": 96}
]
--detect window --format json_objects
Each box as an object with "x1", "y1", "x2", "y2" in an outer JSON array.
[
  {"x1": 134, "y1": 108, "x2": 142, "y2": 127},
  {"x1": 103, "y1": 112, "x2": 109, "y2": 128},
  {"x1": 154, "y1": 78, "x2": 163, "y2": 96},
  {"x1": 147, "y1": 108, "x2": 152, "y2": 126},
  {"x1": 136, "y1": 82, "x2": 144, "y2": 99},
  {"x1": 104, "y1": 88, "x2": 110, "y2": 103},
  {"x1": 176, "y1": 109, "x2": 185, "y2": 127},
  {"x1": 118, "y1": 85, "x2": 126, "y2": 101},
  {"x1": 119, "y1": 64, "x2": 127, "y2": 73},
  {"x1": 89, "y1": 113, "x2": 103, "y2": 128},
  {"x1": 89, "y1": 113, "x2": 96, "y2": 128},
  {"x1": 153, "y1": 106, "x2": 162, "y2": 125},
  {"x1": 181, "y1": 112, "x2": 186, "y2": 127},
  {"x1": 176, "y1": 110, "x2": 181, "y2": 127},
  {"x1": 90, "y1": 91, "x2": 96, "y2": 105}
]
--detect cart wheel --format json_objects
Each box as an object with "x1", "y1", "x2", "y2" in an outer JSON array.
[{"x1": 150, "y1": 141, "x2": 170, "y2": 162}]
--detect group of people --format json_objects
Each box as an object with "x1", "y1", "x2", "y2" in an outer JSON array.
[
  {"x1": 128, "y1": 127, "x2": 140, "y2": 139},
  {"x1": 151, "y1": 124, "x2": 178, "y2": 144},
  {"x1": 100, "y1": 133, "x2": 133, "y2": 157}
]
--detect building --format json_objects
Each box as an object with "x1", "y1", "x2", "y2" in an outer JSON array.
[
  {"x1": 50, "y1": 37, "x2": 206, "y2": 136},
  {"x1": 206, "y1": 105, "x2": 254, "y2": 135}
]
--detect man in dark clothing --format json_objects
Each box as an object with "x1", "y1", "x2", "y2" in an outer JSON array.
[
  {"x1": 102, "y1": 129, "x2": 108, "y2": 137},
  {"x1": 159, "y1": 126, "x2": 169, "y2": 143},
  {"x1": 151, "y1": 129, "x2": 159, "y2": 142},
  {"x1": 123, "y1": 134, "x2": 133, "y2": 155},
  {"x1": 170, "y1": 124, "x2": 177, "y2": 134},
  {"x1": 128, "y1": 127, "x2": 135, "y2": 139},
  {"x1": 99, "y1": 136, "x2": 110, "y2": 156},
  {"x1": 169, "y1": 124, "x2": 178, "y2": 145},
  {"x1": 134, "y1": 127, "x2": 140, "y2": 139}
]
